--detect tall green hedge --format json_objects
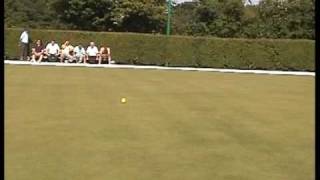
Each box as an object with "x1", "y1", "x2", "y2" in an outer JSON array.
[{"x1": 5, "y1": 28, "x2": 315, "y2": 71}]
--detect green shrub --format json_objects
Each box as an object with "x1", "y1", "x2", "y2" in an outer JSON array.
[{"x1": 5, "y1": 28, "x2": 314, "y2": 71}]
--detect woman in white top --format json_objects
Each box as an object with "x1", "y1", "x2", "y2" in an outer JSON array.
[{"x1": 60, "y1": 41, "x2": 74, "y2": 63}]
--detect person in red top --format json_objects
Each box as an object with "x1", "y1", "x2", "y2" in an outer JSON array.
[{"x1": 31, "y1": 39, "x2": 45, "y2": 62}]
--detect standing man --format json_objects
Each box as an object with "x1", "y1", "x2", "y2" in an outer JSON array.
[{"x1": 19, "y1": 28, "x2": 29, "y2": 61}]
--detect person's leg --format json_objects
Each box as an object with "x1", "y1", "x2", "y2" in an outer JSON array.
[
  {"x1": 38, "y1": 54, "x2": 43, "y2": 62},
  {"x1": 60, "y1": 53, "x2": 64, "y2": 63},
  {"x1": 32, "y1": 55, "x2": 38, "y2": 62},
  {"x1": 64, "y1": 54, "x2": 68, "y2": 63},
  {"x1": 75, "y1": 56, "x2": 79, "y2": 63},
  {"x1": 56, "y1": 55, "x2": 60, "y2": 62},
  {"x1": 67, "y1": 55, "x2": 73, "y2": 63},
  {"x1": 80, "y1": 55, "x2": 84, "y2": 63},
  {"x1": 88, "y1": 56, "x2": 92, "y2": 64},
  {"x1": 42, "y1": 53, "x2": 47, "y2": 62},
  {"x1": 32, "y1": 53, "x2": 40, "y2": 62},
  {"x1": 88, "y1": 56, "x2": 95, "y2": 64},
  {"x1": 98, "y1": 54, "x2": 102, "y2": 64},
  {"x1": 31, "y1": 54, "x2": 36, "y2": 61},
  {"x1": 48, "y1": 54, "x2": 53, "y2": 62},
  {"x1": 105, "y1": 55, "x2": 110, "y2": 64},
  {"x1": 92, "y1": 56, "x2": 98, "y2": 64},
  {"x1": 64, "y1": 54, "x2": 72, "y2": 63},
  {"x1": 27, "y1": 43, "x2": 31, "y2": 61},
  {"x1": 20, "y1": 44, "x2": 24, "y2": 60},
  {"x1": 49, "y1": 54, "x2": 56, "y2": 62},
  {"x1": 77, "y1": 56, "x2": 82, "y2": 63},
  {"x1": 25, "y1": 44, "x2": 29, "y2": 61},
  {"x1": 22, "y1": 43, "x2": 28, "y2": 60},
  {"x1": 100, "y1": 55, "x2": 105, "y2": 64},
  {"x1": 108, "y1": 54, "x2": 111, "y2": 64}
]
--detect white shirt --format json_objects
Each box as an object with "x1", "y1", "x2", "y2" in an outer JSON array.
[
  {"x1": 46, "y1": 43, "x2": 60, "y2": 55},
  {"x1": 86, "y1": 46, "x2": 99, "y2": 56},
  {"x1": 20, "y1": 31, "x2": 29, "y2": 44},
  {"x1": 74, "y1": 46, "x2": 86, "y2": 56}
]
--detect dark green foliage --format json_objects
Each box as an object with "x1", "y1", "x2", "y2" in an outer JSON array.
[
  {"x1": 50, "y1": 0, "x2": 115, "y2": 31},
  {"x1": 4, "y1": 0, "x2": 315, "y2": 39},
  {"x1": 171, "y1": 2, "x2": 198, "y2": 35},
  {"x1": 171, "y1": 0, "x2": 314, "y2": 39},
  {"x1": 4, "y1": 0, "x2": 63, "y2": 29},
  {"x1": 49, "y1": 0, "x2": 167, "y2": 33},
  {"x1": 111, "y1": 0, "x2": 167, "y2": 33},
  {"x1": 5, "y1": 28, "x2": 314, "y2": 71},
  {"x1": 240, "y1": 0, "x2": 315, "y2": 39}
]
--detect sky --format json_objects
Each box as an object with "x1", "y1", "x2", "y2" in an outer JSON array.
[{"x1": 174, "y1": 0, "x2": 261, "y2": 5}]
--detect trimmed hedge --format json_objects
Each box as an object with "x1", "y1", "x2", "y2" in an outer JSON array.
[{"x1": 5, "y1": 28, "x2": 315, "y2": 71}]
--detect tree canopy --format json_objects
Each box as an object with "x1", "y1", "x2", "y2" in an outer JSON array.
[{"x1": 4, "y1": 0, "x2": 315, "y2": 39}]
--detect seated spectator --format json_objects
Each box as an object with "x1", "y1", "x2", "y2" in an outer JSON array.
[
  {"x1": 31, "y1": 39, "x2": 45, "y2": 62},
  {"x1": 98, "y1": 45, "x2": 111, "y2": 64},
  {"x1": 60, "y1": 40, "x2": 74, "y2": 63},
  {"x1": 64, "y1": 46, "x2": 76, "y2": 63},
  {"x1": 85, "y1": 42, "x2": 99, "y2": 64},
  {"x1": 74, "y1": 44, "x2": 86, "y2": 63},
  {"x1": 45, "y1": 40, "x2": 60, "y2": 62}
]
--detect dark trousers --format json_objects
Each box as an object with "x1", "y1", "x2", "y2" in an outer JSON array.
[
  {"x1": 87, "y1": 56, "x2": 98, "y2": 64},
  {"x1": 20, "y1": 43, "x2": 29, "y2": 60},
  {"x1": 48, "y1": 54, "x2": 59, "y2": 62}
]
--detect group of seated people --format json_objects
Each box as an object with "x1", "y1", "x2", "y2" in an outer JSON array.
[{"x1": 31, "y1": 39, "x2": 112, "y2": 64}]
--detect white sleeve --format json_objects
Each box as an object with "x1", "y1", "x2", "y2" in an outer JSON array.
[{"x1": 20, "y1": 32, "x2": 25, "y2": 40}]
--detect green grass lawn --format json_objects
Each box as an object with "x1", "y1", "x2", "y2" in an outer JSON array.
[{"x1": 5, "y1": 65, "x2": 314, "y2": 180}]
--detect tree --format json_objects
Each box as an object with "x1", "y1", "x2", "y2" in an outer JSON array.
[
  {"x1": 5, "y1": 0, "x2": 58, "y2": 28},
  {"x1": 188, "y1": 0, "x2": 246, "y2": 37},
  {"x1": 241, "y1": 3, "x2": 262, "y2": 38},
  {"x1": 111, "y1": 0, "x2": 167, "y2": 33},
  {"x1": 49, "y1": 0, "x2": 167, "y2": 33},
  {"x1": 50, "y1": 0, "x2": 115, "y2": 31},
  {"x1": 256, "y1": 0, "x2": 314, "y2": 39},
  {"x1": 285, "y1": 0, "x2": 314, "y2": 39},
  {"x1": 172, "y1": 1, "x2": 198, "y2": 35},
  {"x1": 4, "y1": 0, "x2": 314, "y2": 39}
]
